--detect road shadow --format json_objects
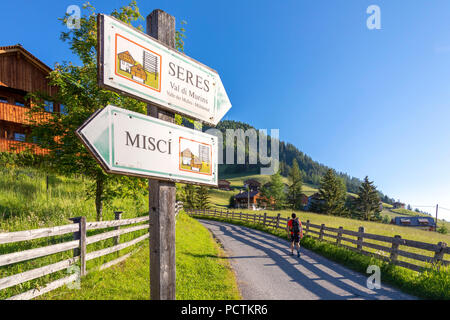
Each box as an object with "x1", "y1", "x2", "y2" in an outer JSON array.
[{"x1": 200, "y1": 219, "x2": 415, "y2": 300}]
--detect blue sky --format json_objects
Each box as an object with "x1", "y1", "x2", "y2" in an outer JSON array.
[{"x1": 2, "y1": 0, "x2": 450, "y2": 220}]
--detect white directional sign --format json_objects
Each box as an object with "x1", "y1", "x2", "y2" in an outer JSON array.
[
  {"x1": 97, "y1": 14, "x2": 232, "y2": 126},
  {"x1": 76, "y1": 105, "x2": 218, "y2": 186}
]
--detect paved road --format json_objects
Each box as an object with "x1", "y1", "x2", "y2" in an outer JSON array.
[{"x1": 200, "y1": 219, "x2": 415, "y2": 300}]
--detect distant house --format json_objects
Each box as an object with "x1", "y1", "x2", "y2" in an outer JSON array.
[
  {"x1": 117, "y1": 51, "x2": 135, "y2": 73},
  {"x1": 306, "y1": 193, "x2": 324, "y2": 211},
  {"x1": 218, "y1": 179, "x2": 231, "y2": 191},
  {"x1": 234, "y1": 190, "x2": 272, "y2": 210},
  {"x1": 390, "y1": 216, "x2": 436, "y2": 231},
  {"x1": 244, "y1": 179, "x2": 261, "y2": 191},
  {"x1": 130, "y1": 64, "x2": 147, "y2": 83},
  {"x1": 300, "y1": 194, "x2": 309, "y2": 207},
  {"x1": 393, "y1": 202, "x2": 405, "y2": 209}
]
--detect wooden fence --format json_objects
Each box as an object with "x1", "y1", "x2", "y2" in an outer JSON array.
[
  {"x1": 187, "y1": 209, "x2": 449, "y2": 273},
  {"x1": 0, "y1": 202, "x2": 183, "y2": 300}
]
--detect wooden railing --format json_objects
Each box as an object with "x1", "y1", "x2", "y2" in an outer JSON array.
[
  {"x1": 0, "y1": 138, "x2": 48, "y2": 155},
  {"x1": 0, "y1": 102, "x2": 51, "y2": 125},
  {"x1": 0, "y1": 203, "x2": 184, "y2": 300},
  {"x1": 186, "y1": 209, "x2": 449, "y2": 273}
]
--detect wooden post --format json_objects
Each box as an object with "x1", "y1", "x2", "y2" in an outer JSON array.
[
  {"x1": 70, "y1": 217, "x2": 86, "y2": 277},
  {"x1": 147, "y1": 9, "x2": 176, "y2": 301},
  {"x1": 433, "y1": 242, "x2": 447, "y2": 266},
  {"x1": 319, "y1": 224, "x2": 325, "y2": 241},
  {"x1": 336, "y1": 226, "x2": 343, "y2": 246},
  {"x1": 275, "y1": 213, "x2": 281, "y2": 229},
  {"x1": 263, "y1": 212, "x2": 267, "y2": 226},
  {"x1": 306, "y1": 220, "x2": 310, "y2": 234},
  {"x1": 114, "y1": 211, "x2": 123, "y2": 246},
  {"x1": 239, "y1": 211, "x2": 242, "y2": 221},
  {"x1": 390, "y1": 235, "x2": 401, "y2": 262},
  {"x1": 357, "y1": 226, "x2": 365, "y2": 251}
]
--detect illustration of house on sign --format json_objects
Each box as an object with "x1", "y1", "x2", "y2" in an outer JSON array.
[
  {"x1": 130, "y1": 64, "x2": 147, "y2": 83},
  {"x1": 117, "y1": 51, "x2": 135, "y2": 73}
]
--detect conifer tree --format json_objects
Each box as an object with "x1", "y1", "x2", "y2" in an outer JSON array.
[
  {"x1": 196, "y1": 186, "x2": 211, "y2": 210},
  {"x1": 287, "y1": 159, "x2": 303, "y2": 210},
  {"x1": 266, "y1": 171, "x2": 286, "y2": 209},
  {"x1": 318, "y1": 169, "x2": 347, "y2": 216},
  {"x1": 352, "y1": 176, "x2": 382, "y2": 221}
]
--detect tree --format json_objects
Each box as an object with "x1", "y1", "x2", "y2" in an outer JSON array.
[
  {"x1": 265, "y1": 171, "x2": 286, "y2": 210},
  {"x1": 318, "y1": 169, "x2": 347, "y2": 216},
  {"x1": 287, "y1": 159, "x2": 303, "y2": 210},
  {"x1": 28, "y1": 2, "x2": 148, "y2": 221},
  {"x1": 182, "y1": 184, "x2": 197, "y2": 210},
  {"x1": 196, "y1": 186, "x2": 211, "y2": 210},
  {"x1": 352, "y1": 176, "x2": 382, "y2": 221}
]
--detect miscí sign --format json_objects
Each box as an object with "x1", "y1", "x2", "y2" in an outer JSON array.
[{"x1": 76, "y1": 105, "x2": 218, "y2": 186}]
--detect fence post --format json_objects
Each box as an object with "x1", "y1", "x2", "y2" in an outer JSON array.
[
  {"x1": 357, "y1": 226, "x2": 365, "y2": 251},
  {"x1": 263, "y1": 212, "x2": 267, "y2": 226},
  {"x1": 240, "y1": 212, "x2": 242, "y2": 221},
  {"x1": 114, "y1": 211, "x2": 123, "y2": 246},
  {"x1": 275, "y1": 213, "x2": 281, "y2": 229},
  {"x1": 319, "y1": 224, "x2": 325, "y2": 241},
  {"x1": 306, "y1": 220, "x2": 310, "y2": 234},
  {"x1": 70, "y1": 216, "x2": 86, "y2": 277},
  {"x1": 390, "y1": 235, "x2": 401, "y2": 262},
  {"x1": 336, "y1": 226, "x2": 343, "y2": 246},
  {"x1": 433, "y1": 242, "x2": 447, "y2": 266}
]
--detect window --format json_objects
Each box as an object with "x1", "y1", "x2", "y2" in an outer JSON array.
[
  {"x1": 15, "y1": 100, "x2": 25, "y2": 107},
  {"x1": 60, "y1": 104, "x2": 68, "y2": 115},
  {"x1": 0, "y1": 96, "x2": 8, "y2": 103},
  {"x1": 44, "y1": 100, "x2": 53, "y2": 113},
  {"x1": 14, "y1": 133, "x2": 26, "y2": 142}
]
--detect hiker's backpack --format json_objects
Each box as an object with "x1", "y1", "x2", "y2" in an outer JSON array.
[{"x1": 291, "y1": 219, "x2": 301, "y2": 234}]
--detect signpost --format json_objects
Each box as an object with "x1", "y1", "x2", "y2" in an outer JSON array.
[
  {"x1": 97, "y1": 13, "x2": 231, "y2": 126},
  {"x1": 76, "y1": 9, "x2": 231, "y2": 300},
  {"x1": 75, "y1": 105, "x2": 218, "y2": 186}
]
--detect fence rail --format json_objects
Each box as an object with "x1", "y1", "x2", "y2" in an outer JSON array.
[
  {"x1": 187, "y1": 209, "x2": 449, "y2": 273},
  {"x1": 0, "y1": 202, "x2": 183, "y2": 300}
]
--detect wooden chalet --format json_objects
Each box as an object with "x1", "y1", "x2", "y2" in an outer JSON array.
[
  {"x1": 0, "y1": 44, "x2": 59, "y2": 155},
  {"x1": 218, "y1": 179, "x2": 231, "y2": 191}
]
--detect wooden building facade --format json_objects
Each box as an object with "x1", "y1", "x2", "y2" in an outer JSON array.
[{"x1": 0, "y1": 44, "x2": 59, "y2": 154}]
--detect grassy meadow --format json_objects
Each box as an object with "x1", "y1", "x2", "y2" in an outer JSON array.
[
  {"x1": 38, "y1": 213, "x2": 240, "y2": 300},
  {"x1": 0, "y1": 166, "x2": 240, "y2": 300}
]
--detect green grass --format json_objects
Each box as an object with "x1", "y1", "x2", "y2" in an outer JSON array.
[
  {"x1": 192, "y1": 214, "x2": 450, "y2": 300},
  {"x1": 38, "y1": 213, "x2": 240, "y2": 300}
]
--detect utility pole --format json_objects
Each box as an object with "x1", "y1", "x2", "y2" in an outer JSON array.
[
  {"x1": 435, "y1": 204, "x2": 439, "y2": 231},
  {"x1": 146, "y1": 9, "x2": 176, "y2": 300}
]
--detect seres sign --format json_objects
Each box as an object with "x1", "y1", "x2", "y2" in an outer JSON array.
[{"x1": 97, "y1": 14, "x2": 231, "y2": 126}]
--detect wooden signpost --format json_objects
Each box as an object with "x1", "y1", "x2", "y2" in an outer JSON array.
[{"x1": 76, "y1": 9, "x2": 231, "y2": 300}]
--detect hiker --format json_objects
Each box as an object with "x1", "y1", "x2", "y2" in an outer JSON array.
[{"x1": 287, "y1": 213, "x2": 303, "y2": 257}]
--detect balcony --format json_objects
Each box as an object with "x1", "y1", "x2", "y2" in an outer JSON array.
[
  {"x1": 0, "y1": 102, "x2": 52, "y2": 125},
  {"x1": 0, "y1": 138, "x2": 48, "y2": 155}
]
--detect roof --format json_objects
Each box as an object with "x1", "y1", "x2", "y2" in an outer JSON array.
[
  {"x1": 393, "y1": 216, "x2": 435, "y2": 227},
  {"x1": 117, "y1": 51, "x2": 135, "y2": 64},
  {"x1": 181, "y1": 148, "x2": 192, "y2": 157},
  {"x1": 244, "y1": 179, "x2": 261, "y2": 186},
  {"x1": 0, "y1": 44, "x2": 52, "y2": 74},
  {"x1": 235, "y1": 190, "x2": 260, "y2": 199},
  {"x1": 218, "y1": 179, "x2": 230, "y2": 184}
]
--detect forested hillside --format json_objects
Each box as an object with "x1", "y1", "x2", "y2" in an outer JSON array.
[{"x1": 213, "y1": 120, "x2": 394, "y2": 204}]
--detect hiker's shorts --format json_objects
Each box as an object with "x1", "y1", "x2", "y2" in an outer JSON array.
[{"x1": 290, "y1": 233, "x2": 300, "y2": 243}]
